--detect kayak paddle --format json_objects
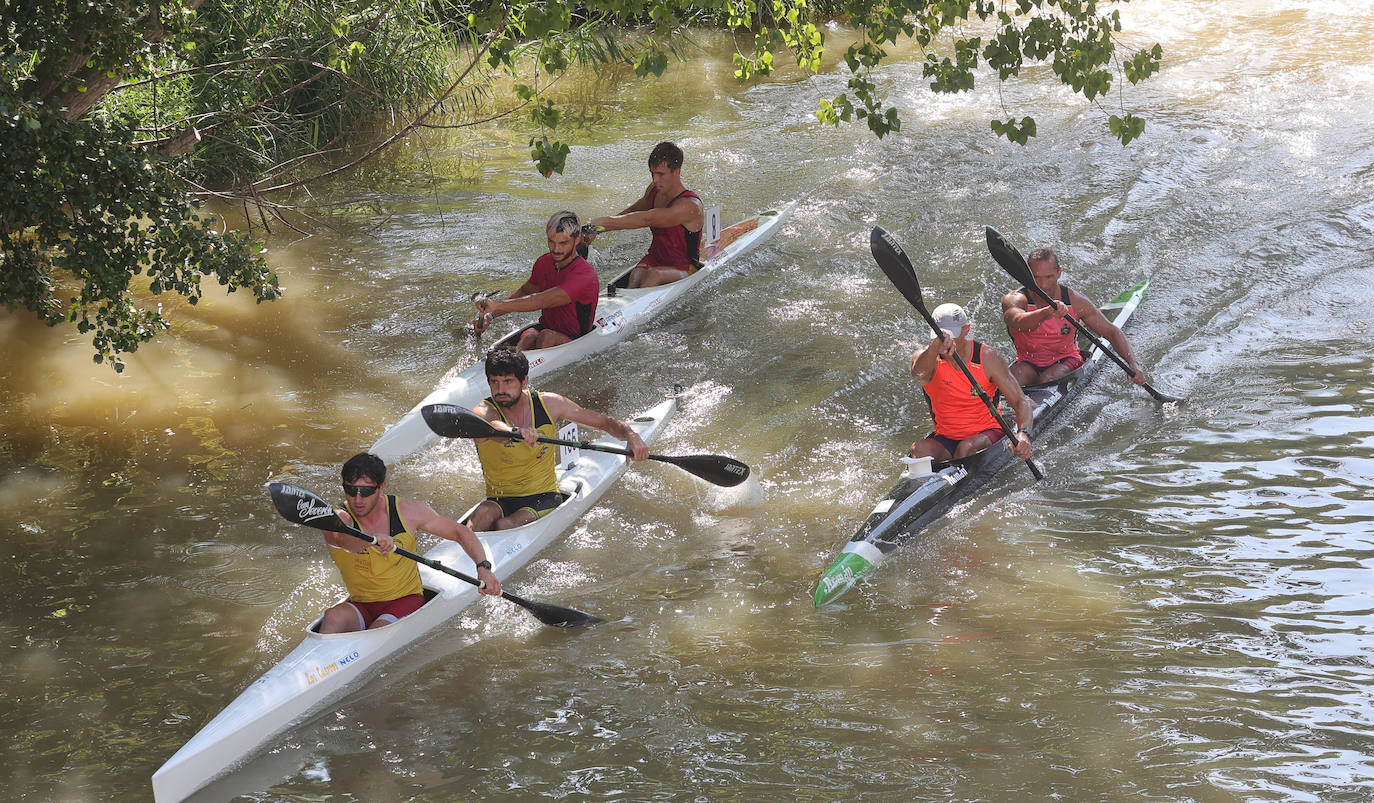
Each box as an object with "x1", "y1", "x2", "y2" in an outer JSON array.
[
  {"x1": 268, "y1": 482, "x2": 603, "y2": 627},
  {"x1": 419, "y1": 404, "x2": 752, "y2": 488},
  {"x1": 869, "y1": 226, "x2": 1044, "y2": 481}
]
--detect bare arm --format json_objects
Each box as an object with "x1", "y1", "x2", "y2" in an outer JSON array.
[
  {"x1": 539, "y1": 392, "x2": 649, "y2": 461},
  {"x1": 396, "y1": 498, "x2": 501, "y2": 595},
  {"x1": 1068, "y1": 289, "x2": 1147, "y2": 384},
  {"x1": 981, "y1": 348, "x2": 1034, "y2": 458},
  {"x1": 590, "y1": 193, "x2": 701, "y2": 232},
  {"x1": 1002, "y1": 290, "x2": 1067, "y2": 332},
  {"x1": 468, "y1": 400, "x2": 520, "y2": 445},
  {"x1": 910, "y1": 336, "x2": 949, "y2": 385},
  {"x1": 481, "y1": 285, "x2": 571, "y2": 317}
]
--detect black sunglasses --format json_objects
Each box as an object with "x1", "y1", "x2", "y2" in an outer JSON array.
[{"x1": 342, "y1": 484, "x2": 380, "y2": 498}]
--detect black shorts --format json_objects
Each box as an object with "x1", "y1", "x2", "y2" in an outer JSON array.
[
  {"x1": 926, "y1": 427, "x2": 1005, "y2": 456},
  {"x1": 485, "y1": 491, "x2": 567, "y2": 519}
]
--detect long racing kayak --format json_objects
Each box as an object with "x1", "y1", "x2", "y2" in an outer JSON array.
[
  {"x1": 813, "y1": 280, "x2": 1149, "y2": 606},
  {"x1": 152, "y1": 398, "x2": 677, "y2": 803},
  {"x1": 371, "y1": 202, "x2": 796, "y2": 464}
]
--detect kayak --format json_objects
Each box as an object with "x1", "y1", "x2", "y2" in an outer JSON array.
[
  {"x1": 814, "y1": 280, "x2": 1150, "y2": 606},
  {"x1": 152, "y1": 398, "x2": 677, "y2": 803},
  {"x1": 371, "y1": 201, "x2": 796, "y2": 464}
]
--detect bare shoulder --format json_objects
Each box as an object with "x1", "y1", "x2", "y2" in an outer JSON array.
[
  {"x1": 980, "y1": 341, "x2": 1012, "y2": 370},
  {"x1": 470, "y1": 399, "x2": 498, "y2": 420},
  {"x1": 536, "y1": 391, "x2": 575, "y2": 419},
  {"x1": 394, "y1": 496, "x2": 440, "y2": 523},
  {"x1": 1067, "y1": 286, "x2": 1098, "y2": 309}
]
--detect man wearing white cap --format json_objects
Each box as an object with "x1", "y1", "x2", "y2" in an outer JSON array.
[{"x1": 909, "y1": 303, "x2": 1034, "y2": 462}]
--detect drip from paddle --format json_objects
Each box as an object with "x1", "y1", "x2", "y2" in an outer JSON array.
[
  {"x1": 984, "y1": 226, "x2": 1181, "y2": 405},
  {"x1": 869, "y1": 227, "x2": 1044, "y2": 481},
  {"x1": 420, "y1": 405, "x2": 752, "y2": 487},
  {"x1": 268, "y1": 482, "x2": 603, "y2": 628}
]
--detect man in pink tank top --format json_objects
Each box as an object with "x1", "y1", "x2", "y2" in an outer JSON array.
[
  {"x1": 1002, "y1": 248, "x2": 1149, "y2": 387},
  {"x1": 587, "y1": 141, "x2": 704, "y2": 289}
]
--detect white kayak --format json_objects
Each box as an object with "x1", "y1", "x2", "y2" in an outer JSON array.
[
  {"x1": 152, "y1": 398, "x2": 677, "y2": 803},
  {"x1": 371, "y1": 201, "x2": 796, "y2": 464}
]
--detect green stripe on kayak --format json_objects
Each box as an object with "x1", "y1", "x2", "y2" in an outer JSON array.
[
  {"x1": 1109, "y1": 279, "x2": 1149, "y2": 305},
  {"x1": 814, "y1": 551, "x2": 878, "y2": 607}
]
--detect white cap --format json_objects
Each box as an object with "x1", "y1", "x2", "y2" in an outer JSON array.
[{"x1": 931, "y1": 303, "x2": 970, "y2": 340}]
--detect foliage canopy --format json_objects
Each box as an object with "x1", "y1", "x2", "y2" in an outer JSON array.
[{"x1": 0, "y1": 0, "x2": 1160, "y2": 369}]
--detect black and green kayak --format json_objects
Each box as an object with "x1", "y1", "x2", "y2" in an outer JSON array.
[{"x1": 814, "y1": 280, "x2": 1150, "y2": 606}]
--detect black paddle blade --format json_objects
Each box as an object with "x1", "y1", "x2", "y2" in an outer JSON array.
[
  {"x1": 870, "y1": 227, "x2": 938, "y2": 331},
  {"x1": 519, "y1": 597, "x2": 605, "y2": 628},
  {"x1": 268, "y1": 482, "x2": 352, "y2": 533},
  {"x1": 661, "y1": 454, "x2": 751, "y2": 487},
  {"x1": 421, "y1": 404, "x2": 504, "y2": 439},
  {"x1": 984, "y1": 225, "x2": 1037, "y2": 288}
]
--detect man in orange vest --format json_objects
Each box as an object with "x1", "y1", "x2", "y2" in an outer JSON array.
[
  {"x1": 1002, "y1": 247, "x2": 1147, "y2": 387},
  {"x1": 910, "y1": 303, "x2": 1034, "y2": 462}
]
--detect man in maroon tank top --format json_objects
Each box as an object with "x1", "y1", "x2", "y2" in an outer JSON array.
[
  {"x1": 587, "y1": 141, "x2": 704, "y2": 289},
  {"x1": 1001, "y1": 248, "x2": 1148, "y2": 387}
]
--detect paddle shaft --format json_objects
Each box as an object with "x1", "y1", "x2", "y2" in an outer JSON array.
[
  {"x1": 479, "y1": 426, "x2": 749, "y2": 487},
  {"x1": 503, "y1": 429, "x2": 671, "y2": 464}
]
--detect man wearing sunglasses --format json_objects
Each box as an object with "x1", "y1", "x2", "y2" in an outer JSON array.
[
  {"x1": 467, "y1": 346, "x2": 650, "y2": 531},
  {"x1": 317, "y1": 452, "x2": 501, "y2": 634}
]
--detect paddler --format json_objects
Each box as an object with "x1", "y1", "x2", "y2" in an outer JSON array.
[
  {"x1": 586, "y1": 141, "x2": 704, "y2": 289},
  {"x1": 467, "y1": 346, "x2": 650, "y2": 531},
  {"x1": 1001, "y1": 247, "x2": 1148, "y2": 387},
  {"x1": 472, "y1": 210, "x2": 600, "y2": 349},
  {"x1": 318, "y1": 453, "x2": 500, "y2": 634},
  {"x1": 910, "y1": 304, "x2": 1035, "y2": 462}
]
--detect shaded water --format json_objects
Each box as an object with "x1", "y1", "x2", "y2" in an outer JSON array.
[{"x1": 4, "y1": 1, "x2": 1374, "y2": 799}]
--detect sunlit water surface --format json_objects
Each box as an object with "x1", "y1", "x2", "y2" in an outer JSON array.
[{"x1": 3, "y1": 1, "x2": 1374, "y2": 800}]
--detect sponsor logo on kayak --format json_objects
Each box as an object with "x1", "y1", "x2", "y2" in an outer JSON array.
[
  {"x1": 596, "y1": 310, "x2": 626, "y2": 334},
  {"x1": 304, "y1": 650, "x2": 360, "y2": 686}
]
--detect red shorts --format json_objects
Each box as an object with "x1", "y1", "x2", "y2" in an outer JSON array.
[{"x1": 346, "y1": 593, "x2": 425, "y2": 629}]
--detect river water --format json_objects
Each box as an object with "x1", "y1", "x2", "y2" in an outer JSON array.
[{"x1": 4, "y1": 1, "x2": 1374, "y2": 800}]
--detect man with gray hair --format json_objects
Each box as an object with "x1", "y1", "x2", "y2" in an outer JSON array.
[{"x1": 473, "y1": 210, "x2": 600, "y2": 350}]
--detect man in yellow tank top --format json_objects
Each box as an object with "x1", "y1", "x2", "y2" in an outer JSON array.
[
  {"x1": 467, "y1": 346, "x2": 650, "y2": 531},
  {"x1": 318, "y1": 452, "x2": 500, "y2": 633}
]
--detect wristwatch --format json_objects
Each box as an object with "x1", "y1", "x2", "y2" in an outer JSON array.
[
  {"x1": 1016, "y1": 427, "x2": 1031, "y2": 438},
  {"x1": 475, "y1": 559, "x2": 492, "y2": 571}
]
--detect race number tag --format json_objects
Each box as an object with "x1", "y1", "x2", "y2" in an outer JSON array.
[
  {"x1": 557, "y1": 422, "x2": 580, "y2": 467},
  {"x1": 704, "y1": 206, "x2": 722, "y2": 246}
]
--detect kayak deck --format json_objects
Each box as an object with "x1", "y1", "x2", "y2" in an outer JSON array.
[
  {"x1": 814, "y1": 281, "x2": 1150, "y2": 606},
  {"x1": 370, "y1": 202, "x2": 795, "y2": 464},
  {"x1": 152, "y1": 398, "x2": 677, "y2": 803}
]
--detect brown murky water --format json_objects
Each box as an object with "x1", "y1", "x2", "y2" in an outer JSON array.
[{"x1": 4, "y1": 2, "x2": 1374, "y2": 799}]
